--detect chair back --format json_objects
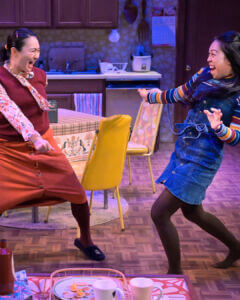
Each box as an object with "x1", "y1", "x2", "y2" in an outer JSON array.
[
  {"x1": 81, "y1": 115, "x2": 132, "y2": 191},
  {"x1": 130, "y1": 100, "x2": 163, "y2": 154}
]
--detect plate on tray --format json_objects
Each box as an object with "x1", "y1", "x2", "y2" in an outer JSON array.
[{"x1": 53, "y1": 276, "x2": 97, "y2": 299}]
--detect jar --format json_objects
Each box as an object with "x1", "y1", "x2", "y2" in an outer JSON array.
[{"x1": 0, "y1": 239, "x2": 15, "y2": 295}]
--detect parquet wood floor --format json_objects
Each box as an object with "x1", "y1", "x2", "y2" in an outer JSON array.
[{"x1": 1, "y1": 143, "x2": 239, "y2": 299}]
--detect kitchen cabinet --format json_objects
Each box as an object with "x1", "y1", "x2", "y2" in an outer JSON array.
[
  {"x1": 21, "y1": 0, "x2": 51, "y2": 27},
  {"x1": 46, "y1": 72, "x2": 162, "y2": 117},
  {"x1": 0, "y1": 0, "x2": 20, "y2": 27},
  {"x1": 47, "y1": 94, "x2": 75, "y2": 110},
  {"x1": 46, "y1": 79, "x2": 106, "y2": 115},
  {"x1": 53, "y1": 0, "x2": 119, "y2": 28},
  {"x1": 53, "y1": 0, "x2": 85, "y2": 28},
  {"x1": 0, "y1": 0, "x2": 51, "y2": 28},
  {"x1": 0, "y1": 0, "x2": 118, "y2": 28},
  {"x1": 87, "y1": 0, "x2": 119, "y2": 28}
]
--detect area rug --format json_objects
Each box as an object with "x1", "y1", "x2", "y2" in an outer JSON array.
[{"x1": 0, "y1": 191, "x2": 128, "y2": 230}]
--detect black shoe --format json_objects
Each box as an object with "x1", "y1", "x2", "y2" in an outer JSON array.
[{"x1": 74, "y1": 239, "x2": 105, "y2": 261}]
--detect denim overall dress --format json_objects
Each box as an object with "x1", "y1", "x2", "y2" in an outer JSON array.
[{"x1": 157, "y1": 80, "x2": 238, "y2": 205}]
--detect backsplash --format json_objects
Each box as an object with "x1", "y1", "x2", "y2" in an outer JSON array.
[{"x1": 0, "y1": 0, "x2": 177, "y2": 142}]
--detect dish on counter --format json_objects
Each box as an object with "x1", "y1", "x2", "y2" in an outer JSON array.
[{"x1": 53, "y1": 276, "x2": 124, "y2": 299}]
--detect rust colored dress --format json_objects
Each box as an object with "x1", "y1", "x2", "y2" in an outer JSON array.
[{"x1": 0, "y1": 66, "x2": 86, "y2": 214}]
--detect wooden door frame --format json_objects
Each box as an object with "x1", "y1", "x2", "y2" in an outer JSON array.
[{"x1": 174, "y1": 0, "x2": 187, "y2": 125}]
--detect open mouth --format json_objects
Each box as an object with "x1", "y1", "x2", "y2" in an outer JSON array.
[
  {"x1": 209, "y1": 66, "x2": 216, "y2": 72},
  {"x1": 28, "y1": 60, "x2": 34, "y2": 69}
]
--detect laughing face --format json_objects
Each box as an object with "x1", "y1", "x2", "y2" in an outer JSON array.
[
  {"x1": 207, "y1": 40, "x2": 233, "y2": 80},
  {"x1": 10, "y1": 36, "x2": 40, "y2": 74}
]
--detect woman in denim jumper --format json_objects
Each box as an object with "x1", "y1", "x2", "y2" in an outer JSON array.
[{"x1": 139, "y1": 31, "x2": 240, "y2": 274}]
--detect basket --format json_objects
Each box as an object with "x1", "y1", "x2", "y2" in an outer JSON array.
[
  {"x1": 49, "y1": 268, "x2": 132, "y2": 299},
  {"x1": 99, "y1": 61, "x2": 128, "y2": 73}
]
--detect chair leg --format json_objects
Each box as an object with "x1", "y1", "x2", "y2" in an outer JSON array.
[
  {"x1": 115, "y1": 186, "x2": 125, "y2": 231},
  {"x1": 77, "y1": 226, "x2": 80, "y2": 238},
  {"x1": 89, "y1": 190, "x2": 94, "y2": 215},
  {"x1": 127, "y1": 155, "x2": 132, "y2": 185},
  {"x1": 147, "y1": 156, "x2": 156, "y2": 193},
  {"x1": 44, "y1": 206, "x2": 51, "y2": 223}
]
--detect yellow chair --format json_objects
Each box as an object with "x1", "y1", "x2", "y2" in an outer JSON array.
[
  {"x1": 45, "y1": 114, "x2": 132, "y2": 231},
  {"x1": 127, "y1": 100, "x2": 163, "y2": 193},
  {"x1": 81, "y1": 114, "x2": 131, "y2": 231}
]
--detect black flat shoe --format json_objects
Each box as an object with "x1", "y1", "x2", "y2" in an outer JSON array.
[{"x1": 74, "y1": 239, "x2": 105, "y2": 261}]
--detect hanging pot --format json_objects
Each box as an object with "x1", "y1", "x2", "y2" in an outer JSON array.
[{"x1": 123, "y1": 0, "x2": 138, "y2": 24}]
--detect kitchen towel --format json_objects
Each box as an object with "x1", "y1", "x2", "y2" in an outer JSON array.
[{"x1": 74, "y1": 93, "x2": 102, "y2": 116}]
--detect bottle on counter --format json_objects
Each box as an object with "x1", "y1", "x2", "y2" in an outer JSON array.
[{"x1": 0, "y1": 239, "x2": 15, "y2": 295}]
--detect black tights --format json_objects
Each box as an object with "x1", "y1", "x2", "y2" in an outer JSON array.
[
  {"x1": 71, "y1": 202, "x2": 93, "y2": 247},
  {"x1": 151, "y1": 188, "x2": 240, "y2": 274}
]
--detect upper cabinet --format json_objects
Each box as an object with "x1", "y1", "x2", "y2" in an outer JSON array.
[
  {"x1": 21, "y1": 0, "x2": 51, "y2": 27},
  {"x1": 0, "y1": 0, "x2": 51, "y2": 28},
  {"x1": 0, "y1": 0, "x2": 119, "y2": 28},
  {"x1": 87, "y1": 0, "x2": 119, "y2": 28},
  {"x1": 53, "y1": 0, "x2": 85, "y2": 28},
  {"x1": 53, "y1": 0, "x2": 119, "y2": 28},
  {"x1": 0, "y1": 0, "x2": 20, "y2": 27}
]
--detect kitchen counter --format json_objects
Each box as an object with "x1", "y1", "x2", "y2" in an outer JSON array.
[
  {"x1": 46, "y1": 71, "x2": 162, "y2": 119},
  {"x1": 46, "y1": 71, "x2": 162, "y2": 80}
]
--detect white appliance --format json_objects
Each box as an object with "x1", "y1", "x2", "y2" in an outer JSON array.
[{"x1": 132, "y1": 55, "x2": 151, "y2": 72}]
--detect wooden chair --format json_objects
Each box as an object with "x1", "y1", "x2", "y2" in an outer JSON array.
[{"x1": 127, "y1": 100, "x2": 163, "y2": 193}]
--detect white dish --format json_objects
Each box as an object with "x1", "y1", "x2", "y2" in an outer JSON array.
[
  {"x1": 53, "y1": 276, "x2": 96, "y2": 299},
  {"x1": 53, "y1": 276, "x2": 123, "y2": 300}
]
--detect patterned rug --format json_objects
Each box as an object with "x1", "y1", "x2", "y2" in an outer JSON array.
[{"x1": 0, "y1": 191, "x2": 128, "y2": 230}]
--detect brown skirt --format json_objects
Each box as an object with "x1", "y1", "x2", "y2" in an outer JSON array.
[{"x1": 0, "y1": 128, "x2": 86, "y2": 214}]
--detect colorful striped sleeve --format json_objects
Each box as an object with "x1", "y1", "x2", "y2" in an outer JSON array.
[
  {"x1": 147, "y1": 68, "x2": 206, "y2": 104},
  {"x1": 215, "y1": 98, "x2": 240, "y2": 145}
]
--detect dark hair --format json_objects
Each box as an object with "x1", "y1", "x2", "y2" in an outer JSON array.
[
  {"x1": 0, "y1": 28, "x2": 37, "y2": 62},
  {"x1": 216, "y1": 31, "x2": 240, "y2": 78},
  {"x1": 184, "y1": 31, "x2": 240, "y2": 103}
]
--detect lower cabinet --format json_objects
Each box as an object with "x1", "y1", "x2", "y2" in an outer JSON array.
[
  {"x1": 47, "y1": 93, "x2": 75, "y2": 110},
  {"x1": 46, "y1": 79, "x2": 106, "y2": 115}
]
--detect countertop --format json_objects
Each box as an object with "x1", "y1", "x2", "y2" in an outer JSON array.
[{"x1": 46, "y1": 71, "x2": 162, "y2": 80}]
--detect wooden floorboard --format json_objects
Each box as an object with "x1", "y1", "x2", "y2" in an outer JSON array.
[{"x1": 1, "y1": 143, "x2": 240, "y2": 299}]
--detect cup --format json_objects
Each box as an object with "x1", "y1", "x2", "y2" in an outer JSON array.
[
  {"x1": 129, "y1": 277, "x2": 163, "y2": 300},
  {"x1": 93, "y1": 278, "x2": 124, "y2": 300}
]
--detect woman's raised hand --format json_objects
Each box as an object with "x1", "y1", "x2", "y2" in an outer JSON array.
[
  {"x1": 138, "y1": 88, "x2": 149, "y2": 101},
  {"x1": 204, "y1": 107, "x2": 223, "y2": 130}
]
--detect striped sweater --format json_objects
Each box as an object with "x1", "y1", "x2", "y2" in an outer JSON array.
[{"x1": 147, "y1": 69, "x2": 240, "y2": 145}]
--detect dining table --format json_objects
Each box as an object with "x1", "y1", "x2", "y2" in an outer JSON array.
[{"x1": 2, "y1": 272, "x2": 198, "y2": 299}]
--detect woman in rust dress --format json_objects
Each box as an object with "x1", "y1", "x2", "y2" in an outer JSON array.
[{"x1": 0, "y1": 28, "x2": 105, "y2": 261}]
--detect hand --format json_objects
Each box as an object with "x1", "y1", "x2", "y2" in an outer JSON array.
[
  {"x1": 31, "y1": 136, "x2": 54, "y2": 153},
  {"x1": 204, "y1": 107, "x2": 223, "y2": 130},
  {"x1": 138, "y1": 88, "x2": 149, "y2": 101}
]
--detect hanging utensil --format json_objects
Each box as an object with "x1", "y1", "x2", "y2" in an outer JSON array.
[
  {"x1": 137, "y1": 0, "x2": 149, "y2": 43},
  {"x1": 123, "y1": 0, "x2": 138, "y2": 24}
]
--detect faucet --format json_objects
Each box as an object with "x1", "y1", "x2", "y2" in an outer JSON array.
[{"x1": 65, "y1": 59, "x2": 79, "y2": 73}]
